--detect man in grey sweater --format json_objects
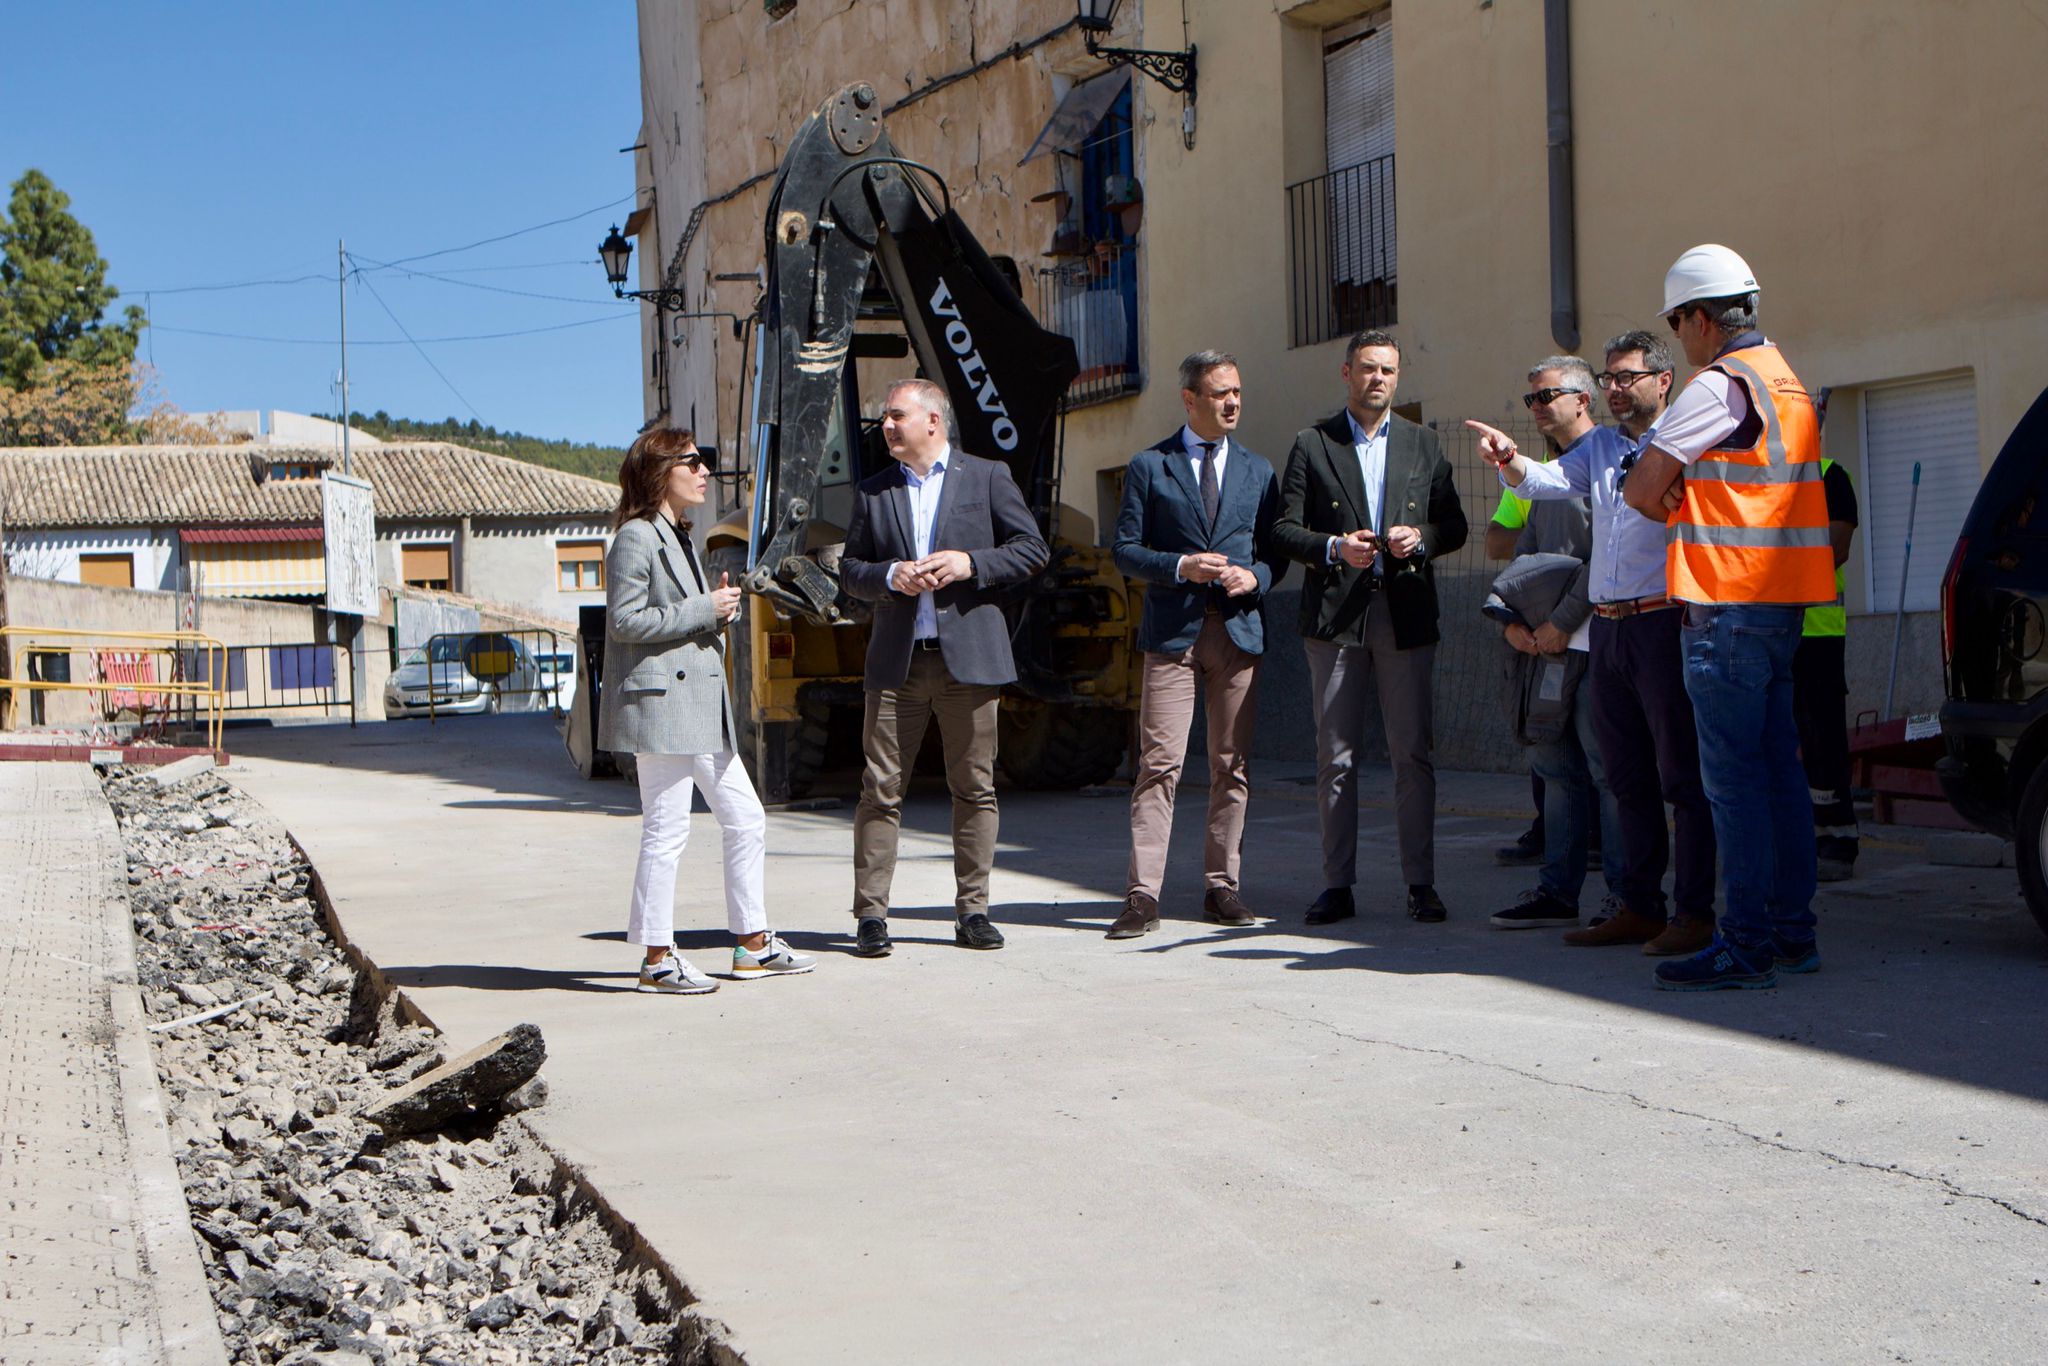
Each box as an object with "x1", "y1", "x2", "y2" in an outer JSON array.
[{"x1": 1487, "y1": 357, "x2": 1623, "y2": 929}]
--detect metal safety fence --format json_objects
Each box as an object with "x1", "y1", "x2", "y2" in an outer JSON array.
[
  {"x1": 0, "y1": 626, "x2": 227, "y2": 752},
  {"x1": 399, "y1": 629, "x2": 568, "y2": 724},
  {"x1": 192, "y1": 641, "x2": 355, "y2": 718}
]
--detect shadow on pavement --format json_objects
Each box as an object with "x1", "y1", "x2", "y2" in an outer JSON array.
[{"x1": 229, "y1": 714, "x2": 2048, "y2": 1107}]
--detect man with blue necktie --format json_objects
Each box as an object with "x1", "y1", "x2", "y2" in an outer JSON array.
[{"x1": 1108, "y1": 351, "x2": 1285, "y2": 939}]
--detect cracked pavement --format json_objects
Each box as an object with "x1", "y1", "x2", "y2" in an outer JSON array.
[{"x1": 225, "y1": 715, "x2": 2048, "y2": 1363}]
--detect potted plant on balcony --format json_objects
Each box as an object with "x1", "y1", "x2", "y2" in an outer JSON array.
[{"x1": 1103, "y1": 173, "x2": 1143, "y2": 237}]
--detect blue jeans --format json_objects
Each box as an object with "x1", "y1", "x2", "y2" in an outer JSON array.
[
  {"x1": 1680, "y1": 603, "x2": 1817, "y2": 949},
  {"x1": 1526, "y1": 668, "x2": 1624, "y2": 907}
]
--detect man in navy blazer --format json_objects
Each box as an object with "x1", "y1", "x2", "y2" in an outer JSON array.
[
  {"x1": 840, "y1": 378, "x2": 1050, "y2": 957},
  {"x1": 1107, "y1": 350, "x2": 1285, "y2": 939}
]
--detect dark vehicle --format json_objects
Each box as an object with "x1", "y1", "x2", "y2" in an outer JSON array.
[
  {"x1": 702, "y1": 81, "x2": 1139, "y2": 800},
  {"x1": 1937, "y1": 385, "x2": 2048, "y2": 938}
]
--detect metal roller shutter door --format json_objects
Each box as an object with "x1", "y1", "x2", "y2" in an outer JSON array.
[{"x1": 1863, "y1": 375, "x2": 1980, "y2": 612}]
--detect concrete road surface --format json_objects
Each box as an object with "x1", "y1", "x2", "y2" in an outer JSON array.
[{"x1": 224, "y1": 715, "x2": 2048, "y2": 1364}]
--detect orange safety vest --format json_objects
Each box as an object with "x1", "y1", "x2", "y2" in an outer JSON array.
[{"x1": 1666, "y1": 343, "x2": 1836, "y2": 606}]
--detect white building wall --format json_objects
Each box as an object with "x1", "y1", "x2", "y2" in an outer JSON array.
[{"x1": 2, "y1": 528, "x2": 179, "y2": 591}]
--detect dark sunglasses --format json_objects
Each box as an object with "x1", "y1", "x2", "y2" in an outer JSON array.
[
  {"x1": 1664, "y1": 307, "x2": 1691, "y2": 333},
  {"x1": 677, "y1": 449, "x2": 718, "y2": 472},
  {"x1": 1522, "y1": 386, "x2": 1580, "y2": 409}
]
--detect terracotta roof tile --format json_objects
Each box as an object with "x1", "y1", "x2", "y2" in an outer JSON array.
[{"x1": 0, "y1": 443, "x2": 616, "y2": 528}]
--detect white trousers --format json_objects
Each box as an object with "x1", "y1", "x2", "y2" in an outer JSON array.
[{"x1": 627, "y1": 751, "x2": 767, "y2": 947}]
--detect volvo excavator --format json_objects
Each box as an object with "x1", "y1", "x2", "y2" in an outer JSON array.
[{"x1": 690, "y1": 81, "x2": 1139, "y2": 801}]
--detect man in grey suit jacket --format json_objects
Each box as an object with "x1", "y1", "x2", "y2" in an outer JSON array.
[
  {"x1": 1273, "y1": 329, "x2": 1469, "y2": 926},
  {"x1": 1107, "y1": 350, "x2": 1285, "y2": 939},
  {"x1": 839, "y1": 378, "x2": 1050, "y2": 956}
]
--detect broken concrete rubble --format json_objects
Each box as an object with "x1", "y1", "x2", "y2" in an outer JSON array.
[
  {"x1": 101, "y1": 765, "x2": 708, "y2": 1365},
  {"x1": 360, "y1": 1024, "x2": 547, "y2": 1137}
]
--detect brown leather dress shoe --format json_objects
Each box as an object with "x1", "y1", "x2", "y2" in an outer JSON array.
[
  {"x1": 1561, "y1": 905, "x2": 1665, "y2": 947},
  {"x1": 1643, "y1": 916, "x2": 1714, "y2": 957},
  {"x1": 1203, "y1": 887, "x2": 1256, "y2": 927},
  {"x1": 1107, "y1": 891, "x2": 1161, "y2": 940}
]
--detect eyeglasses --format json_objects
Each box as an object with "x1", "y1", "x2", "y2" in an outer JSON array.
[
  {"x1": 678, "y1": 452, "x2": 714, "y2": 472},
  {"x1": 1521, "y1": 386, "x2": 1580, "y2": 409},
  {"x1": 1596, "y1": 368, "x2": 1663, "y2": 390},
  {"x1": 1664, "y1": 308, "x2": 1690, "y2": 333}
]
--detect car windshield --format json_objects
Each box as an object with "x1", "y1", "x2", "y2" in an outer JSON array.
[{"x1": 400, "y1": 636, "x2": 505, "y2": 667}]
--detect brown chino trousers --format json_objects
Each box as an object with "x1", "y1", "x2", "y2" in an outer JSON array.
[
  {"x1": 852, "y1": 648, "x2": 1001, "y2": 920},
  {"x1": 1128, "y1": 615, "x2": 1261, "y2": 899}
]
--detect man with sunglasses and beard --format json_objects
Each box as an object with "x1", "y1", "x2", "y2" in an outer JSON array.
[
  {"x1": 1467, "y1": 331, "x2": 1718, "y2": 958},
  {"x1": 1473, "y1": 358, "x2": 1622, "y2": 935}
]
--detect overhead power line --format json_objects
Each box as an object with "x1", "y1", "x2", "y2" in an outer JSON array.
[
  {"x1": 151, "y1": 313, "x2": 633, "y2": 346},
  {"x1": 347, "y1": 252, "x2": 632, "y2": 306},
  {"x1": 357, "y1": 193, "x2": 636, "y2": 272},
  {"x1": 349, "y1": 260, "x2": 484, "y2": 425}
]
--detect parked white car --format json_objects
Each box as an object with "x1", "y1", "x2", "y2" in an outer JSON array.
[
  {"x1": 535, "y1": 650, "x2": 577, "y2": 715},
  {"x1": 383, "y1": 634, "x2": 542, "y2": 718}
]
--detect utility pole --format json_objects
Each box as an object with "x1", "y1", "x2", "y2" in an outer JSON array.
[{"x1": 338, "y1": 239, "x2": 352, "y2": 477}]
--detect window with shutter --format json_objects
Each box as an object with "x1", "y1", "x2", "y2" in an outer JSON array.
[
  {"x1": 79, "y1": 553, "x2": 135, "y2": 589},
  {"x1": 402, "y1": 544, "x2": 453, "y2": 591},
  {"x1": 1288, "y1": 9, "x2": 1397, "y2": 346},
  {"x1": 556, "y1": 540, "x2": 606, "y2": 591},
  {"x1": 1324, "y1": 10, "x2": 1396, "y2": 292},
  {"x1": 1863, "y1": 373, "x2": 1980, "y2": 613}
]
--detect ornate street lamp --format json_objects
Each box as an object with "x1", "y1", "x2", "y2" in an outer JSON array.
[
  {"x1": 1074, "y1": 0, "x2": 1196, "y2": 98},
  {"x1": 596, "y1": 224, "x2": 687, "y2": 311}
]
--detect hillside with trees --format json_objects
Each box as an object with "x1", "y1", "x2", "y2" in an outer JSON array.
[{"x1": 314, "y1": 411, "x2": 625, "y2": 481}]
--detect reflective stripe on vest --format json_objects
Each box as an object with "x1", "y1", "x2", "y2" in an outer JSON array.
[
  {"x1": 1803, "y1": 457, "x2": 1847, "y2": 637},
  {"x1": 1665, "y1": 344, "x2": 1837, "y2": 606}
]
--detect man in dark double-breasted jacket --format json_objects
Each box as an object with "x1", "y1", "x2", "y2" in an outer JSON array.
[{"x1": 1272, "y1": 329, "x2": 1468, "y2": 927}]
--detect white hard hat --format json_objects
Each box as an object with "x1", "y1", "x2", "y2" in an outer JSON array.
[{"x1": 1662, "y1": 244, "x2": 1759, "y2": 313}]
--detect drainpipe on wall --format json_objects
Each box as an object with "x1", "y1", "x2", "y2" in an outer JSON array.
[
  {"x1": 1544, "y1": 0, "x2": 1579, "y2": 352},
  {"x1": 458, "y1": 516, "x2": 473, "y2": 595}
]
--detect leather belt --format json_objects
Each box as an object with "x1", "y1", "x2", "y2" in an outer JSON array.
[
  {"x1": 914, "y1": 637, "x2": 943, "y2": 651},
  {"x1": 1592, "y1": 594, "x2": 1676, "y2": 620}
]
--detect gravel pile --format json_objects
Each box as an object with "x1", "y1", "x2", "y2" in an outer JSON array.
[{"x1": 103, "y1": 764, "x2": 711, "y2": 1365}]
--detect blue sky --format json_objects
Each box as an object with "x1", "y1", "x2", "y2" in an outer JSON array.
[{"x1": 0, "y1": 2, "x2": 646, "y2": 445}]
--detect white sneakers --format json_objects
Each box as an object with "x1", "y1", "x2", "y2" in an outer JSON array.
[
  {"x1": 637, "y1": 953, "x2": 719, "y2": 995},
  {"x1": 638, "y1": 931, "x2": 817, "y2": 994},
  {"x1": 730, "y1": 930, "x2": 817, "y2": 980}
]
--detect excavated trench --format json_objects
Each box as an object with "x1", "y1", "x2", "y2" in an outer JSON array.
[{"x1": 101, "y1": 763, "x2": 741, "y2": 1365}]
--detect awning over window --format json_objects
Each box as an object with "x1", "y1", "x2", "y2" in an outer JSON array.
[
  {"x1": 1020, "y1": 70, "x2": 1131, "y2": 165},
  {"x1": 180, "y1": 524, "x2": 323, "y2": 544},
  {"x1": 185, "y1": 537, "x2": 326, "y2": 598}
]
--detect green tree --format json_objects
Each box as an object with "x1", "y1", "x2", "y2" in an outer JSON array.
[{"x1": 0, "y1": 169, "x2": 144, "y2": 389}]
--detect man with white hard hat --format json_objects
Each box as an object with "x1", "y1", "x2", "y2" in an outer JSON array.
[{"x1": 1620, "y1": 245, "x2": 1836, "y2": 991}]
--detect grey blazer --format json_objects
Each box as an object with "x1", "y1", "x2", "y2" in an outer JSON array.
[
  {"x1": 840, "y1": 450, "x2": 1050, "y2": 690},
  {"x1": 1112, "y1": 430, "x2": 1286, "y2": 656},
  {"x1": 597, "y1": 516, "x2": 736, "y2": 756}
]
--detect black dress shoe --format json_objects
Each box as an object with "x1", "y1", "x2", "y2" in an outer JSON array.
[
  {"x1": 1107, "y1": 892, "x2": 1160, "y2": 940},
  {"x1": 1407, "y1": 886, "x2": 1449, "y2": 923},
  {"x1": 1203, "y1": 887, "x2": 1256, "y2": 927},
  {"x1": 854, "y1": 917, "x2": 893, "y2": 958},
  {"x1": 1305, "y1": 886, "x2": 1355, "y2": 925},
  {"x1": 955, "y1": 913, "x2": 1005, "y2": 950}
]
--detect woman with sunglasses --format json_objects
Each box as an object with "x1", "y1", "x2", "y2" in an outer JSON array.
[{"x1": 598, "y1": 427, "x2": 816, "y2": 993}]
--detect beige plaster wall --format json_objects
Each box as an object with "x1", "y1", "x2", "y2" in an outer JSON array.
[{"x1": 635, "y1": 0, "x2": 2044, "y2": 757}]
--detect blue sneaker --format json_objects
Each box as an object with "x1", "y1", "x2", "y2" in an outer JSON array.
[
  {"x1": 1653, "y1": 938, "x2": 1777, "y2": 991},
  {"x1": 1772, "y1": 935, "x2": 1822, "y2": 974}
]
